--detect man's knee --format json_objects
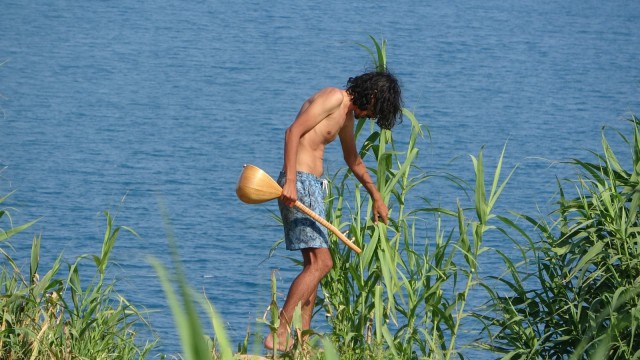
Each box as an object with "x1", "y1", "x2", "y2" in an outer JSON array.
[
  {"x1": 316, "y1": 250, "x2": 333, "y2": 276},
  {"x1": 304, "y1": 248, "x2": 333, "y2": 276},
  {"x1": 320, "y1": 256, "x2": 333, "y2": 276}
]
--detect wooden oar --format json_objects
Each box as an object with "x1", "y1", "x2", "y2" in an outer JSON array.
[{"x1": 236, "y1": 164, "x2": 361, "y2": 254}]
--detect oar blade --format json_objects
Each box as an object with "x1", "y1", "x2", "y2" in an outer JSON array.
[{"x1": 236, "y1": 164, "x2": 283, "y2": 204}]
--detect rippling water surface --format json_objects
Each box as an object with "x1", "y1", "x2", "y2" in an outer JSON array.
[{"x1": 2, "y1": 1, "x2": 640, "y2": 356}]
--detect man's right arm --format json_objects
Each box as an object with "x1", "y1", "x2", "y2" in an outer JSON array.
[{"x1": 338, "y1": 118, "x2": 389, "y2": 224}]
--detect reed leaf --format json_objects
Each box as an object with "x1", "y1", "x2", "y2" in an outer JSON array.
[{"x1": 0, "y1": 219, "x2": 38, "y2": 242}]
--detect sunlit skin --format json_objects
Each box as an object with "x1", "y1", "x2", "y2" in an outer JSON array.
[{"x1": 264, "y1": 88, "x2": 388, "y2": 351}]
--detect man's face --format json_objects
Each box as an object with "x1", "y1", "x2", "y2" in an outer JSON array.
[{"x1": 354, "y1": 104, "x2": 376, "y2": 119}]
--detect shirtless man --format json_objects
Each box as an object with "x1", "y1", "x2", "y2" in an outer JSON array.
[{"x1": 264, "y1": 70, "x2": 402, "y2": 351}]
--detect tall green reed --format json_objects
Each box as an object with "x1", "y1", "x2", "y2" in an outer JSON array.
[
  {"x1": 151, "y1": 202, "x2": 233, "y2": 360},
  {"x1": 0, "y1": 199, "x2": 155, "y2": 359},
  {"x1": 476, "y1": 115, "x2": 640, "y2": 359},
  {"x1": 322, "y1": 137, "x2": 514, "y2": 359}
]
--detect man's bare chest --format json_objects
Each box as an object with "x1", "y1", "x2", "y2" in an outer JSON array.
[{"x1": 314, "y1": 113, "x2": 347, "y2": 145}]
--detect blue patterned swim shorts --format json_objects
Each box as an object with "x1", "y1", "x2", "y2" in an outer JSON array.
[{"x1": 277, "y1": 171, "x2": 329, "y2": 251}]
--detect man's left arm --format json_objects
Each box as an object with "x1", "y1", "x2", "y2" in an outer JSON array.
[{"x1": 339, "y1": 120, "x2": 389, "y2": 224}]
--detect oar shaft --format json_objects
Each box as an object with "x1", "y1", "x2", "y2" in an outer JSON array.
[{"x1": 294, "y1": 200, "x2": 362, "y2": 254}]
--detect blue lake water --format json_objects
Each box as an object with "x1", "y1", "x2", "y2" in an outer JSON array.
[{"x1": 2, "y1": 0, "x2": 640, "y2": 357}]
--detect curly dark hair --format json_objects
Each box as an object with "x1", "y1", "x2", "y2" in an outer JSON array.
[{"x1": 346, "y1": 70, "x2": 403, "y2": 130}]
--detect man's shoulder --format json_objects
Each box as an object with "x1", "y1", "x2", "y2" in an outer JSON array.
[
  {"x1": 314, "y1": 86, "x2": 344, "y2": 102},
  {"x1": 312, "y1": 87, "x2": 344, "y2": 107}
]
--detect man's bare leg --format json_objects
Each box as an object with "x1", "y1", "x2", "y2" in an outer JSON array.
[
  {"x1": 300, "y1": 248, "x2": 319, "y2": 334},
  {"x1": 264, "y1": 248, "x2": 333, "y2": 351},
  {"x1": 301, "y1": 284, "x2": 317, "y2": 331}
]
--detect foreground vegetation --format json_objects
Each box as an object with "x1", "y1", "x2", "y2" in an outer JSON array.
[
  {"x1": 0, "y1": 206, "x2": 155, "y2": 359},
  {"x1": 2, "y1": 37, "x2": 639, "y2": 359}
]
